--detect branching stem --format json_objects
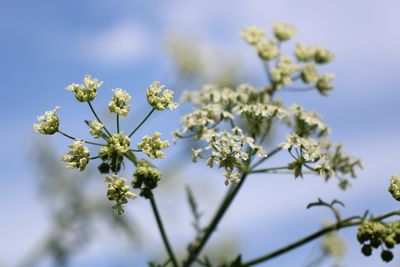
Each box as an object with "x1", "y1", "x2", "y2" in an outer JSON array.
[{"x1": 128, "y1": 108, "x2": 156, "y2": 138}]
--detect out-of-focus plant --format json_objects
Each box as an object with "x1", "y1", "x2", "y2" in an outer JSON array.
[{"x1": 33, "y1": 22, "x2": 400, "y2": 266}]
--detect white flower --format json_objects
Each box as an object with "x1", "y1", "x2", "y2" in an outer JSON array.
[
  {"x1": 223, "y1": 169, "x2": 241, "y2": 185},
  {"x1": 66, "y1": 75, "x2": 103, "y2": 102},
  {"x1": 100, "y1": 132, "x2": 130, "y2": 156},
  {"x1": 314, "y1": 47, "x2": 334, "y2": 64},
  {"x1": 192, "y1": 148, "x2": 203, "y2": 162},
  {"x1": 146, "y1": 81, "x2": 178, "y2": 110},
  {"x1": 301, "y1": 64, "x2": 319, "y2": 84},
  {"x1": 105, "y1": 175, "x2": 136, "y2": 215},
  {"x1": 88, "y1": 120, "x2": 104, "y2": 137},
  {"x1": 61, "y1": 140, "x2": 90, "y2": 171},
  {"x1": 240, "y1": 26, "x2": 265, "y2": 45},
  {"x1": 388, "y1": 175, "x2": 400, "y2": 201},
  {"x1": 138, "y1": 132, "x2": 169, "y2": 159},
  {"x1": 314, "y1": 161, "x2": 335, "y2": 179},
  {"x1": 33, "y1": 106, "x2": 60, "y2": 135},
  {"x1": 108, "y1": 88, "x2": 131, "y2": 116},
  {"x1": 270, "y1": 55, "x2": 299, "y2": 89},
  {"x1": 273, "y1": 22, "x2": 296, "y2": 41},
  {"x1": 256, "y1": 38, "x2": 278, "y2": 61},
  {"x1": 295, "y1": 43, "x2": 315, "y2": 62},
  {"x1": 316, "y1": 74, "x2": 335, "y2": 95}
]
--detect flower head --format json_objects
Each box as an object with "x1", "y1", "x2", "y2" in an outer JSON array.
[
  {"x1": 146, "y1": 81, "x2": 178, "y2": 111},
  {"x1": 66, "y1": 75, "x2": 103, "y2": 102},
  {"x1": 273, "y1": 22, "x2": 296, "y2": 41},
  {"x1": 105, "y1": 175, "x2": 136, "y2": 215},
  {"x1": 88, "y1": 120, "x2": 104, "y2": 137},
  {"x1": 314, "y1": 47, "x2": 334, "y2": 64},
  {"x1": 301, "y1": 64, "x2": 319, "y2": 84},
  {"x1": 240, "y1": 26, "x2": 265, "y2": 45},
  {"x1": 138, "y1": 132, "x2": 170, "y2": 159},
  {"x1": 61, "y1": 140, "x2": 90, "y2": 171},
  {"x1": 270, "y1": 55, "x2": 299, "y2": 89},
  {"x1": 256, "y1": 38, "x2": 278, "y2": 61},
  {"x1": 108, "y1": 88, "x2": 131, "y2": 116},
  {"x1": 100, "y1": 132, "x2": 130, "y2": 157},
  {"x1": 295, "y1": 43, "x2": 315, "y2": 62},
  {"x1": 316, "y1": 74, "x2": 335, "y2": 95},
  {"x1": 132, "y1": 160, "x2": 162, "y2": 198},
  {"x1": 33, "y1": 106, "x2": 60, "y2": 135},
  {"x1": 388, "y1": 175, "x2": 400, "y2": 201}
]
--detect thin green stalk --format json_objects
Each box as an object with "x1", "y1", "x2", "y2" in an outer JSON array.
[
  {"x1": 182, "y1": 173, "x2": 248, "y2": 267},
  {"x1": 249, "y1": 166, "x2": 289, "y2": 174},
  {"x1": 250, "y1": 147, "x2": 282, "y2": 169},
  {"x1": 117, "y1": 114, "x2": 120, "y2": 133},
  {"x1": 57, "y1": 130, "x2": 105, "y2": 146},
  {"x1": 243, "y1": 210, "x2": 400, "y2": 266},
  {"x1": 87, "y1": 101, "x2": 111, "y2": 136},
  {"x1": 150, "y1": 196, "x2": 179, "y2": 267},
  {"x1": 128, "y1": 108, "x2": 155, "y2": 138}
]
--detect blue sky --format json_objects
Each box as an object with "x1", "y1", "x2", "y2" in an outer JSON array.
[{"x1": 1, "y1": 0, "x2": 400, "y2": 266}]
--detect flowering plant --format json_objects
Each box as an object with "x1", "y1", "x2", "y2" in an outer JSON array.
[{"x1": 34, "y1": 23, "x2": 400, "y2": 266}]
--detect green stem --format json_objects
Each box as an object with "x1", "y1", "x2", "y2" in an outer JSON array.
[
  {"x1": 87, "y1": 101, "x2": 112, "y2": 136},
  {"x1": 249, "y1": 166, "x2": 288, "y2": 174},
  {"x1": 128, "y1": 108, "x2": 156, "y2": 138},
  {"x1": 150, "y1": 196, "x2": 179, "y2": 267},
  {"x1": 182, "y1": 173, "x2": 248, "y2": 267},
  {"x1": 117, "y1": 114, "x2": 120, "y2": 133},
  {"x1": 250, "y1": 147, "x2": 282, "y2": 169},
  {"x1": 243, "y1": 210, "x2": 400, "y2": 266},
  {"x1": 57, "y1": 130, "x2": 105, "y2": 146}
]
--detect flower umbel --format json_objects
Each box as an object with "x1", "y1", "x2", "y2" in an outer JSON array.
[
  {"x1": 146, "y1": 81, "x2": 178, "y2": 111},
  {"x1": 105, "y1": 175, "x2": 136, "y2": 215},
  {"x1": 33, "y1": 106, "x2": 60, "y2": 135},
  {"x1": 61, "y1": 140, "x2": 90, "y2": 171},
  {"x1": 88, "y1": 120, "x2": 104, "y2": 138},
  {"x1": 388, "y1": 175, "x2": 400, "y2": 201},
  {"x1": 100, "y1": 132, "x2": 130, "y2": 157},
  {"x1": 273, "y1": 22, "x2": 296, "y2": 41},
  {"x1": 108, "y1": 88, "x2": 131, "y2": 116},
  {"x1": 66, "y1": 75, "x2": 103, "y2": 102},
  {"x1": 138, "y1": 132, "x2": 170, "y2": 159}
]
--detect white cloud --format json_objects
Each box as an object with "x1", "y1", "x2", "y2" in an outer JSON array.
[{"x1": 78, "y1": 20, "x2": 152, "y2": 65}]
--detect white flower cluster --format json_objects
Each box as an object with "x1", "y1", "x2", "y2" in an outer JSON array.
[
  {"x1": 146, "y1": 81, "x2": 178, "y2": 111},
  {"x1": 33, "y1": 106, "x2": 60, "y2": 135},
  {"x1": 295, "y1": 44, "x2": 334, "y2": 64},
  {"x1": 88, "y1": 120, "x2": 104, "y2": 137},
  {"x1": 66, "y1": 75, "x2": 103, "y2": 102},
  {"x1": 290, "y1": 104, "x2": 330, "y2": 136},
  {"x1": 280, "y1": 133, "x2": 326, "y2": 162},
  {"x1": 138, "y1": 132, "x2": 169, "y2": 159},
  {"x1": 273, "y1": 22, "x2": 296, "y2": 41},
  {"x1": 108, "y1": 88, "x2": 131, "y2": 116},
  {"x1": 192, "y1": 127, "x2": 267, "y2": 185},
  {"x1": 61, "y1": 140, "x2": 90, "y2": 171},
  {"x1": 105, "y1": 175, "x2": 136, "y2": 215},
  {"x1": 388, "y1": 175, "x2": 400, "y2": 201},
  {"x1": 100, "y1": 132, "x2": 131, "y2": 157},
  {"x1": 234, "y1": 103, "x2": 288, "y2": 120},
  {"x1": 270, "y1": 55, "x2": 300, "y2": 89}
]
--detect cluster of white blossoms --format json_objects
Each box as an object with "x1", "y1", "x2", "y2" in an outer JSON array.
[
  {"x1": 138, "y1": 132, "x2": 170, "y2": 159},
  {"x1": 66, "y1": 75, "x2": 103, "y2": 102},
  {"x1": 88, "y1": 120, "x2": 104, "y2": 137},
  {"x1": 388, "y1": 175, "x2": 400, "y2": 201},
  {"x1": 108, "y1": 88, "x2": 131, "y2": 116},
  {"x1": 146, "y1": 81, "x2": 179, "y2": 111},
  {"x1": 33, "y1": 106, "x2": 60, "y2": 135},
  {"x1": 61, "y1": 140, "x2": 90, "y2": 171},
  {"x1": 192, "y1": 127, "x2": 267, "y2": 185},
  {"x1": 100, "y1": 132, "x2": 131, "y2": 157},
  {"x1": 174, "y1": 23, "x2": 361, "y2": 188},
  {"x1": 105, "y1": 175, "x2": 136, "y2": 215},
  {"x1": 34, "y1": 75, "x2": 177, "y2": 214}
]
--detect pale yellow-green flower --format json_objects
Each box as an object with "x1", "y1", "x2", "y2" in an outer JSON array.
[
  {"x1": 88, "y1": 120, "x2": 104, "y2": 137},
  {"x1": 270, "y1": 55, "x2": 299, "y2": 89},
  {"x1": 61, "y1": 140, "x2": 90, "y2": 171},
  {"x1": 146, "y1": 81, "x2": 178, "y2": 111},
  {"x1": 100, "y1": 132, "x2": 130, "y2": 156},
  {"x1": 301, "y1": 64, "x2": 319, "y2": 84},
  {"x1": 273, "y1": 22, "x2": 296, "y2": 41},
  {"x1": 108, "y1": 88, "x2": 131, "y2": 116},
  {"x1": 33, "y1": 106, "x2": 60, "y2": 135},
  {"x1": 316, "y1": 74, "x2": 335, "y2": 95},
  {"x1": 138, "y1": 132, "x2": 170, "y2": 159},
  {"x1": 314, "y1": 47, "x2": 334, "y2": 64},
  {"x1": 295, "y1": 43, "x2": 315, "y2": 62},
  {"x1": 66, "y1": 75, "x2": 103, "y2": 102},
  {"x1": 388, "y1": 175, "x2": 400, "y2": 201},
  {"x1": 240, "y1": 26, "x2": 265, "y2": 45},
  {"x1": 105, "y1": 175, "x2": 136, "y2": 215},
  {"x1": 256, "y1": 38, "x2": 278, "y2": 61}
]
